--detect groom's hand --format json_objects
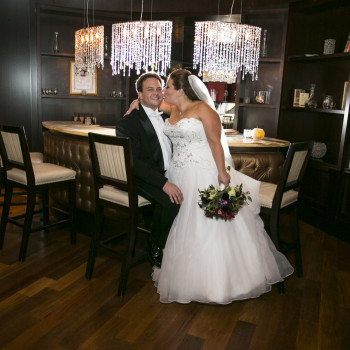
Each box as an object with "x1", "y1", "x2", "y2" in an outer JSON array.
[{"x1": 163, "y1": 182, "x2": 183, "y2": 204}]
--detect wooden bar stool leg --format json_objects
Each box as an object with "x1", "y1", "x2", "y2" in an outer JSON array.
[
  {"x1": 0, "y1": 182, "x2": 13, "y2": 249},
  {"x1": 118, "y1": 215, "x2": 138, "y2": 297},
  {"x1": 42, "y1": 189, "x2": 50, "y2": 233},
  {"x1": 278, "y1": 282, "x2": 285, "y2": 294},
  {"x1": 19, "y1": 190, "x2": 36, "y2": 262},
  {"x1": 269, "y1": 214, "x2": 280, "y2": 250},
  {"x1": 0, "y1": 171, "x2": 4, "y2": 199},
  {"x1": 268, "y1": 215, "x2": 285, "y2": 294},
  {"x1": 85, "y1": 204, "x2": 103, "y2": 280},
  {"x1": 294, "y1": 207, "x2": 303, "y2": 277},
  {"x1": 69, "y1": 180, "x2": 77, "y2": 244}
]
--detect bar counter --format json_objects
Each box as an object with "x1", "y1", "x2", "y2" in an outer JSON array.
[
  {"x1": 43, "y1": 121, "x2": 289, "y2": 149},
  {"x1": 43, "y1": 121, "x2": 287, "y2": 214},
  {"x1": 42, "y1": 121, "x2": 116, "y2": 137}
]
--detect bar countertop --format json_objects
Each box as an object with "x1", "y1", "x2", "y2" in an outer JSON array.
[
  {"x1": 42, "y1": 121, "x2": 289, "y2": 148},
  {"x1": 42, "y1": 121, "x2": 116, "y2": 137}
]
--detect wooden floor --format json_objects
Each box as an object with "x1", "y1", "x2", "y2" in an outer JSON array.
[{"x1": 0, "y1": 194, "x2": 350, "y2": 350}]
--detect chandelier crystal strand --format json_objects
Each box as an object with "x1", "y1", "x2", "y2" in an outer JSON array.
[
  {"x1": 75, "y1": 25, "x2": 104, "y2": 75},
  {"x1": 111, "y1": 21, "x2": 172, "y2": 77},
  {"x1": 193, "y1": 21, "x2": 261, "y2": 84}
]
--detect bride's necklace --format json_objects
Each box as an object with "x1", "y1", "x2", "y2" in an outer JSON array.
[
  {"x1": 178, "y1": 105, "x2": 190, "y2": 117},
  {"x1": 178, "y1": 100, "x2": 196, "y2": 117}
]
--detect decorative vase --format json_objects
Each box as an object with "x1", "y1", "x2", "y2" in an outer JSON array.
[
  {"x1": 53, "y1": 32, "x2": 60, "y2": 53},
  {"x1": 322, "y1": 95, "x2": 334, "y2": 109},
  {"x1": 305, "y1": 83, "x2": 317, "y2": 108}
]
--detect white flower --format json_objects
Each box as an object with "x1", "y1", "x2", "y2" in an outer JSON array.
[{"x1": 219, "y1": 184, "x2": 226, "y2": 191}]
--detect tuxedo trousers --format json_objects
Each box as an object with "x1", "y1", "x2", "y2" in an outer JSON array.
[{"x1": 136, "y1": 179, "x2": 180, "y2": 249}]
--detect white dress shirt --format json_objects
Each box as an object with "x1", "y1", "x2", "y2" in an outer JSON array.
[{"x1": 143, "y1": 105, "x2": 172, "y2": 171}]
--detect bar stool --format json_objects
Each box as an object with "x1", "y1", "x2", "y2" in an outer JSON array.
[
  {"x1": 259, "y1": 141, "x2": 312, "y2": 293},
  {"x1": 0, "y1": 125, "x2": 77, "y2": 261},
  {"x1": 1, "y1": 153, "x2": 43, "y2": 205},
  {"x1": 85, "y1": 133, "x2": 152, "y2": 296}
]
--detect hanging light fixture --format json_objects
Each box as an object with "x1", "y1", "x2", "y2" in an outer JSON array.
[
  {"x1": 193, "y1": 0, "x2": 261, "y2": 84},
  {"x1": 75, "y1": 0, "x2": 104, "y2": 75},
  {"x1": 111, "y1": 0, "x2": 172, "y2": 76}
]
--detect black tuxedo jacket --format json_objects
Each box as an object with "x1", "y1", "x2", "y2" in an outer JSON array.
[{"x1": 115, "y1": 104, "x2": 170, "y2": 190}]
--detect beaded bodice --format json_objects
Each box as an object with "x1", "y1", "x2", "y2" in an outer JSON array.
[{"x1": 163, "y1": 118, "x2": 215, "y2": 169}]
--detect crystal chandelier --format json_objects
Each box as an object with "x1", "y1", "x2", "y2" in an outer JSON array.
[
  {"x1": 193, "y1": 2, "x2": 261, "y2": 84},
  {"x1": 75, "y1": 0, "x2": 104, "y2": 75},
  {"x1": 111, "y1": 1, "x2": 172, "y2": 76}
]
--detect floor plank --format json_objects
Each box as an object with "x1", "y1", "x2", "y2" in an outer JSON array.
[{"x1": 1, "y1": 202, "x2": 350, "y2": 349}]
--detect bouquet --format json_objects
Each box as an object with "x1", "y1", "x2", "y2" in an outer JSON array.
[{"x1": 198, "y1": 183, "x2": 251, "y2": 221}]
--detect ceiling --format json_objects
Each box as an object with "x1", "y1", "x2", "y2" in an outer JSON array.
[{"x1": 40, "y1": 0, "x2": 303, "y2": 16}]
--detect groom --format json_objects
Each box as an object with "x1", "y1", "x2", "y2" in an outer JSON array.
[{"x1": 116, "y1": 72, "x2": 183, "y2": 267}]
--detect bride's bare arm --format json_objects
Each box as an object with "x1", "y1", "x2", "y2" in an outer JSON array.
[
  {"x1": 124, "y1": 99, "x2": 139, "y2": 116},
  {"x1": 200, "y1": 104, "x2": 230, "y2": 186},
  {"x1": 124, "y1": 99, "x2": 173, "y2": 116},
  {"x1": 159, "y1": 100, "x2": 172, "y2": 115}
]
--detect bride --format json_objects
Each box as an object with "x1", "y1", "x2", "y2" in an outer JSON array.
[{"x1": 133, "y1": 69, "x2": 294, "y2": 304}]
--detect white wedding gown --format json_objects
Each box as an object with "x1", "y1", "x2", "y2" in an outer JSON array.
[{"x1": 152, "y1": 118, "x2": 294, "y2": 304}]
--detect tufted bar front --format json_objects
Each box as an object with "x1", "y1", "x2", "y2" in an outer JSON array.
[
  {"x1": 44, "y1": 130, "x2": 95, "y2": 212},
  {"x1": 43, "y1": 125, "x2": 286, "y2": 214},
  {"x1": 231, "y1": 152, "x2": 284, "y2": 184}
]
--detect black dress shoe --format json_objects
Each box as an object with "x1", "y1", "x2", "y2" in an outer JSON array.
[{"x1": 147, "y1": 241, "x2": 162, "y2": 268}]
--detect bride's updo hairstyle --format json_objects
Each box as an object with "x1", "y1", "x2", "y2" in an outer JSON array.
[{"x1": 169, "y1": 69, "x2": 199, "y2": 101}]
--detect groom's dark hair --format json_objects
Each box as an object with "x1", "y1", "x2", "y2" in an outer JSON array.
[{"x1": 136, "y1": 72, "x2": 164, "y2": 92}]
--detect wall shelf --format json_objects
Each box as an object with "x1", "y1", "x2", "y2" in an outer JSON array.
[
  {"x1": 41, "y1": 52, "x2": 112, "y2": 62},
  {"x1": 283, "y1": 107, "x2": 345, "y2": 115},
  {"x1": 288, "y1": 52, "x2": 350, "y2": 63},
  {"x1": 239, "y1": 103, "x2": 277, "y2": 108},
  {"x1": 41, "y1": 94, "x2": 125, "y2": 101},
  {"x1": 260, "y1": 58, "x2": 281, "y2": 63},
  {"x1": 41, "y1": 52, "x2": 74, "y2": 58}
]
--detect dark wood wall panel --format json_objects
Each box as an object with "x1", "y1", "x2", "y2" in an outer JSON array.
[
  {"x1": 0, "y1": 0, "x2": 33, "y2": 147},
  {"x1": 237, "y1": 107, "x2": 278, "y2": 136},
  {"x1": 41, "y1": 98, "x2": 124, "y2": 126}
]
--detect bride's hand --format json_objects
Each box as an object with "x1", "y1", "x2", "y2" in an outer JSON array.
[
  {"x1": 218, "y1": 171, "x2": 230, "y2": 187},
  {"x1": 124, "y1": 99, "x2": 139, "y2": 116}
]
